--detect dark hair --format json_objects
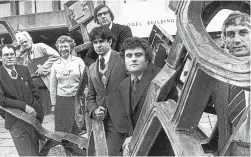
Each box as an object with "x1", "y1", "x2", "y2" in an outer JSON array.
[
  {"x1": 94, "y1": 4, "x2": 114, "y2": 24},
  {"x1": 0, "y1": 44, "x2": 16, "y2": 56},
  {"x1": 89, "y1": 26, "x2": 115, "y2": 42},
  {"x1": 120, "y1": 37, "x2": 154, "y2": 63},
  {"x1": 221, "y1": 11, "x2": 250, "y2": 39}
]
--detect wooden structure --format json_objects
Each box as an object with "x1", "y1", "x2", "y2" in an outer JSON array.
[{"x1": 0, "y1": 0, "x2": 250, "y2": 156}]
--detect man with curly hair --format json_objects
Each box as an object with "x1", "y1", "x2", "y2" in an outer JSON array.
[{"x1": 118, "y1": 37, "x2": 162, "y2": 156}]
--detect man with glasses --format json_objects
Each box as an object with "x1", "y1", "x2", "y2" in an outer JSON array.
[
  {"x1": 0, "y1": 44, "x2": 44, "y2": 156},
  {"x1": 84, "y1": 4, "x2": 132, "y2": 66}
]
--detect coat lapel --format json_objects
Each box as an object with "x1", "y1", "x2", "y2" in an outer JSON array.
[
  {"x1": 132, "y1": 65, "x2": 154, "y2": 111},
  {"x1": 105, "y1": 51, "x2": 117, "y2": 85},
  {"x1": 15, "y1": 65, "x2": 27, "y2": 100},
  {"x1": 92, "y1": 60, "x2": 103, "y2": 87},
  {"x1": 1, "y1": 66, "x2": 19, "y2": 99},
  {"x1": 120, "y1": 78, "x2": 131, "y2": 118}
]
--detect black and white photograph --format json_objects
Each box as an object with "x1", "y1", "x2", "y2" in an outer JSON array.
[{"x1": 0, "y1": 0, "x2": 250, "y2": 156}]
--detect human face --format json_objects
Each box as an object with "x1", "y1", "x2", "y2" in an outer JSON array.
[
  {"x1": 58, "y1": 42, "x2": 71, "y2": 59},
  {"x1": 18, "y1": 36, "x2": 32, "y2": 52},
  {"x1": 2, "y1": 47, "x2": 16, "y2": 69},
  {"x1": 225, "y1": 25, "x2": 250, "y2": 57},
  {"x1": 93, "y1": 38, "x2": 112, "y2": 56},
  {"x1": 125, "y1": 47, "x2": 148, "y2": 77},
  {"x1": 96, "y1": 7, "x2": 112, "y2": 26}
]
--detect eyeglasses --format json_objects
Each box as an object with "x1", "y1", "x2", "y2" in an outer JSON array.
[{"x1": 97, "y1": 11, "x2": 109, "y2": 17}]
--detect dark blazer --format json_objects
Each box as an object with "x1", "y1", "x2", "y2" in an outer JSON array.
[
  {"x1": 118, "y1": 63, "x2": 160, "y2": 135},
  {"x1": 84, "y1": 23, "x2": 133, "y2": 66},
  {"x1": 86, "y1": 50, "x2": 129, "y2": 133},
  {"x1": 0, "y1": 65, "x2": 44, "y2": 129}
]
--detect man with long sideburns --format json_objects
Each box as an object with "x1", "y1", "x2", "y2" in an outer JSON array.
[
  {"x1": 83, "y1": 4, "x2": 132, "y2": 66},
  {"x1": 15, "y1": 31, "x2": 59, "y2": 115},
  {"x1": 0, "y1": 44, "x2": 44, "y2": 156},
  {"x1": 86, "y1": 26, "x2": 130, "y2": 156},
  {"x1": 117, "y1": 37, "x2": 176, "y2": 156}
]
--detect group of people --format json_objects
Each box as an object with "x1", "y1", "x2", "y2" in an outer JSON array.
[{"x1": 0, "y1": 3, "x2": 250, "y2": 157}]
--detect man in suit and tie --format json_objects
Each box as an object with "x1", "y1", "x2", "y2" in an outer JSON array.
[
  {"x1": 86, "y1": 26, "x2": 130, "y2": 156},
  {"x1": 83, "y1": 4, "x2": 133, "y2": 66},
  {"x1": 0, "y1": 44, "x2": 44, "y2": 156},
  {"x1": 117, "y1": 37, "x2": 172, "y2": 156},
  {"x1": 213, "y1": 11, "x2": 250, "y2": 156}
]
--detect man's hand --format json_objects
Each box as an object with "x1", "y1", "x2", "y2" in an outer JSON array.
[
  {"x1": 93, "y1": 106, "x2": 106, "y2": 120},
  {"x1": 123, "y1": 136, "x2": 132, "y2": 157},
  {"x1": 25, "y1": 105, "x2": 37, "y2": 117},
  {"x1": 35, "y1": 67, "x2": 48, "y2": 76}
]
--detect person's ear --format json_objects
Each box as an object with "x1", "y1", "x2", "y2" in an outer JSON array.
[{"x1": 108, "y1": 39, "x2": 112, "y2": 45}]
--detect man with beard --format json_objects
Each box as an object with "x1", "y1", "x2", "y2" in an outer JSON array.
[
  {"x1": 15, "y1": 31, "x2": 60, "y2": 115},
  {"x1": 0, "y1": 44, "x2": 44, "y2": 156},
  {"x1": 83, "y1": 4, "x2": 132, "y2": 66}
]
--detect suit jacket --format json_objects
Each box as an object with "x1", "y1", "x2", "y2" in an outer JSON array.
[
  {"x1": 86, "y1": 50, "x2": 129, "y2": 133},
  {"x1": 118, "y1": 63, "x2": 160, "y2": 135},
  {"x1": 83, "y1": 23, "x2": 133, "y2": 66},
  {"x1": 0, "y1": 65, "x2": 44, "y2": 129},
  {"x1": 212, "y1": 81, "x2": 249, "y2": 155}
]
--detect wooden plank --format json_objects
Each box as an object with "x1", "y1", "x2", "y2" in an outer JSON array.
[{"x1": 92, "y1": 120, "x2": 108, "y2": 156}]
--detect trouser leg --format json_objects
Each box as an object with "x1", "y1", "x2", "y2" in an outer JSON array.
[
  {"x1": 9, "y1": 119, "x2": 39, "y2": 156},
  {"x1": 104, "y1": 117, "x2": 127, "y2": 156}
]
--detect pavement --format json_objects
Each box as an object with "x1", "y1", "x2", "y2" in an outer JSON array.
[
  {"x1": 0, "y1": 114, "x2": 55, "y2": 157},
  {"x1": 0, "y1": 112, "x2": 217, "y2": 157}
]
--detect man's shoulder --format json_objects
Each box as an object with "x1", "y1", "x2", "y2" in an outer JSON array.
[
  {"x1": 33, "y1": 43, "x2": 47, "y2": 47},
  {"x1": 15, "y1": 64, "x2": 28, "y2": 71},
  {"x1": 119, "y1": 76, "x2": 130, "y2": 90},
  {"x1": 146, "y1": 63, "x2": 161, "y2": 78},
  {"x1": 113, "y1": 23, "x2": 131, "y2": 31}
]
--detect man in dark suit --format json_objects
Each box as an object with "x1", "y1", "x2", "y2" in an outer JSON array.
[
  {"x1": 117, "y1": 37, "x2": 164, "y2": 156},
  {"x1": 213, "y1": 11, "x2": 250, "y2": 156},
  {"x1": 0, "y1": 44, "x2": 44, "y2": 156},
  {"x1": 86, "y1": 26, "x2": 130, "y2": 156},
  {"x1": 83, "y1": 4, "x2": 133, "y2": 66}
]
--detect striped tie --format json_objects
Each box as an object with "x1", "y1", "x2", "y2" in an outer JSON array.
[{"x1": 228, "y1": 86, "x2": 246, "y2": 127}]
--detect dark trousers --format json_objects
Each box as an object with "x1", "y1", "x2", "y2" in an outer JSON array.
[
  {"x1": 38, "y1": 88, "x2": 51, "y2": 115},
  {"x1": 9, "y1": 119, "x2": 39, "y2": 156},
  {"x1": 104, "y1": 117, "x2": 127, "y2": 156}
]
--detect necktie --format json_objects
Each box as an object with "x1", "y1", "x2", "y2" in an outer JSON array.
[
  {"x1": 100, "y1": 57, "x2": 105, "y2": 70},
  {"x1": 228, "y1": 86, "x2": 246, "y2": 127},
  {"x1": 11, "y1": 70, "x2": 17, "y2": 77},
  {"x1": 101, "y1": 72, "x2": 107, "y2": 86},
  {"x1": 132, "y1": 78, "x2": 139, "y2": 92}
]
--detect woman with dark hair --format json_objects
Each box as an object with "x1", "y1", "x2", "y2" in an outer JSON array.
[{"x1": 50, "y1": 35, "x2": 85, "y2": 134}]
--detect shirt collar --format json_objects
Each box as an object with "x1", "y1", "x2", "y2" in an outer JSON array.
[
  {"x1": 59, "y1": 55, "x2": 76, "y2": 63},
  {"x1": 109, "y1": 22, "x2": 113, "y2": 30},
  {"x1": 99, "y1": 49, "x2": 112, "y2": 65},
  {"x1": 3, "y1": 65, "x2": 17, "y2": 77},
  {"x1": 31, "y1": 42, "x2": 34, "y2": 53},
  {"x1": 131, "y1": 72, "x2": 144, "y2": 82}
]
